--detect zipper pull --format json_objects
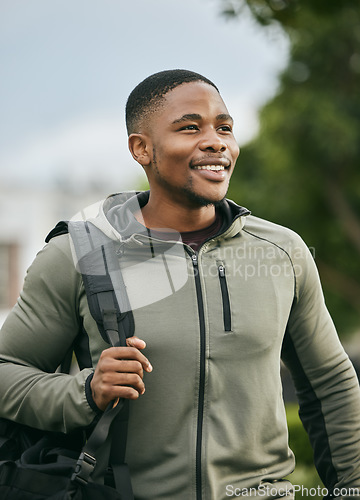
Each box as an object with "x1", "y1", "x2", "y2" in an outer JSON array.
[
  {"x1": 218, "y1": 265, "x2": 225, "y2": 278},
  {"x1": 191, "y1": 253, "x2": 198, "y2": 266}
]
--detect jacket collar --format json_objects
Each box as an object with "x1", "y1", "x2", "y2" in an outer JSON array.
[{"x1": 94, "y1": 191, "x2": 250, "y2": 243}]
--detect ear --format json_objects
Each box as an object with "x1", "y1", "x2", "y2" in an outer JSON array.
[{"x1": 128, "y1": 133, "x2": 151, "y2": 167}]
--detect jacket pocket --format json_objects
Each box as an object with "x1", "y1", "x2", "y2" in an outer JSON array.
[{"x1": 218, "y1": 263, "x2": 232, "y2": 332}]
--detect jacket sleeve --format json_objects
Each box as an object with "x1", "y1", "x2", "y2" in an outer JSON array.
[
  {"x1": 281, "y1": 237, "x2": 360, "y2": 497},
  {"x1": 0, "y1": 234, "x2": 97, "y2": 433}
]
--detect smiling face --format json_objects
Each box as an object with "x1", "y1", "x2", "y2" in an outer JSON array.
[{"x1": 130, "y1": 81, "x2": 239, "y2": 209}]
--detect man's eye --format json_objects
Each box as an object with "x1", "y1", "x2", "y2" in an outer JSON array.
[
  {"x1": 181, "y1": 124, "x2": 199, "y2": 131},
  {"x1": 218, "y1": 125, "x2": 232, "y2": 132}
]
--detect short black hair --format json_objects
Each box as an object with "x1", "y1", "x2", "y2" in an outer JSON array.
[{"x1": 125, "y1": 69, "x2": 219, "y2": 135}]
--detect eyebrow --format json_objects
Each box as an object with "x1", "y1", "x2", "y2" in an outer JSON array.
[
  {"x1": 216, "y1": 113, "x2": 234, "y2": 124},
  {"x1": 172, "y1": 113, "x2": 234, "y2": 124},
  {"x1": 172, "y1": 113, "x2": 202, "y2": 124}
]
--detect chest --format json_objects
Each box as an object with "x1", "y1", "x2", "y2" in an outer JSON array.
[{"x1": 116, "y1": 239, "x2": 295, "y2": 364}]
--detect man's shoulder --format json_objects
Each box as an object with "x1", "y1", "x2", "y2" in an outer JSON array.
[{"x1": 242, "y1": 214, "x2": 308, "y2": 255}]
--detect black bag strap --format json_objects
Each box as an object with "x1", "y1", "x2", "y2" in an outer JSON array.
[
  {"x1": 47, "y1": 221, "x2": 134, "y2": 497},
  {"x1": 45, "y1": 220, "x2": 70, "y2": 242},
  {"x1": 68, "y1": 221, "x2": 134, "y2": 346},
  {"x1": 67, "y1": 220, "x2": 134, "y2": 498}
]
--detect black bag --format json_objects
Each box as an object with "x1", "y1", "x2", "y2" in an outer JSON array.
[
  {"x1": 0, "y1": 422, "x2": 121, "y2": 499},
  {"x1": 0, "y1": 221, "x2": 135, "y2": 499},
  {"x1": 0, "y1": 402, "x2": 132, "y2": 499}
]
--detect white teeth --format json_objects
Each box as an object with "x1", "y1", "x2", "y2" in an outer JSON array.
[{"x1": 193, "y1": 165, "x2": 225, "y2": 171}]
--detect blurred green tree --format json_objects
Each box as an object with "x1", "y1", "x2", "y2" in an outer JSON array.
[{"x1": 223, "y1": 0, "x2": 360, "y2": 335}]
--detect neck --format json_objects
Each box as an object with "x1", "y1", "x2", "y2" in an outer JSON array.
[{"x1": 135, "y1": 193, "x2": 217, "y2": 232}]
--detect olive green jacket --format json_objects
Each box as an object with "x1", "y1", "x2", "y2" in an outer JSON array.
[{"x1": 1, "y1": 191, "x2": 360, "y2": 499}]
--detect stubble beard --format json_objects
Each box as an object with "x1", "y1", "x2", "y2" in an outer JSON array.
[{"x1": 152, "y1": 147, "x2": 228, "y2": 209}]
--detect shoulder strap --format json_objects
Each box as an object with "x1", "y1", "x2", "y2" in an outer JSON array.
[
  {"x1": 68, "y1": 221, "x2": 134, "y2": 346},
  {"x1": 45, "y1": 220, "x2": 70, "y2": 243},
  {"x1": 46, "y1": 221, "x2": 135, "y2": 346},
  {"x1": 47, "y1": 220, "x2": 134, "y2": 498}
]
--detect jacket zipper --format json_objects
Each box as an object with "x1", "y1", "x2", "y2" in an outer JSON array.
[
  {"x1": 218, "y1": 264, "x2": 232, "y2": 332},
  {"x1": 191, "y1": 252, "x2": 206, "y2": 500}
]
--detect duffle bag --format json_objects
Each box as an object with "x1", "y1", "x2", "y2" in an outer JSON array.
[{"x1": 0, "y1": 410, "x2": 132, "y2": 500}]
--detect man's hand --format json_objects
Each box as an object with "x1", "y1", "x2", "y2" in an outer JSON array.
[{"x1": 90, "y1": 336, "x2": 153, "y2": 411}]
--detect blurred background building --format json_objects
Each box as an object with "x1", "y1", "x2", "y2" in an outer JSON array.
[{"x1": 0, "y1": 183, "x2": 109, "y2": 324}]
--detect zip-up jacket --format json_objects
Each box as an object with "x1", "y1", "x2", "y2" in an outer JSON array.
[{"x1": 1, "y1": 191, "x2": 360, "y2": 499}]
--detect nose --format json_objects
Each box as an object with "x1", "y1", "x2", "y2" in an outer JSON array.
[{"x1": 199, "y1": 129, "x2": 227, "y2": 152}]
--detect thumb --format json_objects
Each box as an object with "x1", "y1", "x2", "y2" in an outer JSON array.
[{"x1": 126, "y1": 336, "x2": 146, "y2": 350}]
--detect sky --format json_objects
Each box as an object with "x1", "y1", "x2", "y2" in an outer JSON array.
[{"x1": 0, "y1": 0, "x2": 289, "y2": 191}]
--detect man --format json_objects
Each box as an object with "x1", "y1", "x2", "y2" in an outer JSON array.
[{"x1": 1, "y1": 69, "x2": 360, "y2": 499}]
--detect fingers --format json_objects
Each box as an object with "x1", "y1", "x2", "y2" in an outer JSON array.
[
  {"x1": 98, "y1": 368, "x2": 146, "y2": 400},
  {"x1": 91, "y1": 343, "x2": 153, "y2": 411},
  {"x1": 103, "y1": 345, "x2": 153, "y2": 373},
  {"x1": 126, "y1": 336, "x2": 146, "y2": 350},
  {"x1": 97, "y1": 358, "x2": 145, "y2": 392}
]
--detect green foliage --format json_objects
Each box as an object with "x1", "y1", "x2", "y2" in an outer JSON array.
[
  {"x1": 222, "y1": 0, "x2": 360, "y2": 29},
  {"x1": 225, "y1": 0, "x2": 360, "y2": 335},
  {"x1": 286, "y1": 404, "x2": 314, "y2": 467},
  {"x1": 286, "y1": 404, "x2": 323, "y2": 499}
]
